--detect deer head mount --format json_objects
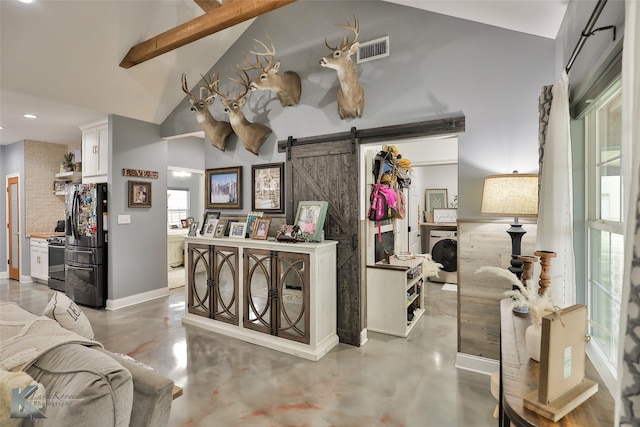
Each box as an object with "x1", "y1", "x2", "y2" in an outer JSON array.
[
  {"x1": 181, "y1": 73, "x2": 233, "y2": 151},
  {"x1": 240, "y1": 36, "x2": 302, "y2": 107},
  {"x1": 212, "y1": 70, "x2": 272, "y2": 156},
  {"x1": 320, "y1": 15, "x2": 365, "y2": 120}
]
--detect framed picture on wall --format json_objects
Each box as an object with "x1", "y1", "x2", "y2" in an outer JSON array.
[
  {"x1": 128, "y1": 181, "x2": 152, "y2": 208},
  {"x1": 205, "y1": 166, "x2": 242, "y2": 209},
  {"x1": 251, "y1": 163, "x2": 284, "y2": 213},
  {"x1": 425, "y1": 188, "x2": 448, "y2": 217}
]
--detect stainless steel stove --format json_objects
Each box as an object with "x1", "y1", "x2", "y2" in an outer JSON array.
[{"x1": 47, "y1": 236, "x2": 65, "y2": 291}]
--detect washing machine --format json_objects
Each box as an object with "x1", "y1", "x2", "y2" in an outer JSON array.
[{"x1": 429, "y1": 229, "x2": 458, "y2": 283}]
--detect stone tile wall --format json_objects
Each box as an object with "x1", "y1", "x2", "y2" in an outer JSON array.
[{"x1": 24, "y1": 141, "x2": 73, "y2": 234}]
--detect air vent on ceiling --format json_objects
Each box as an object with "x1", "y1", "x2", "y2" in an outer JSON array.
[{"x1": 357, "y1": 36, "x2": 390, "y2": 64}]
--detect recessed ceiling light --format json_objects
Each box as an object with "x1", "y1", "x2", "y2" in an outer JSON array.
[
  {"x1": 0, "y1": 126, "x2": 4, "y2": 130},
  {"x1": 23, "y1": 114, "x2": 38, "y2": 119},
  {"x1": 19, "y1": 0, "x2": 34, "y2": 3}
]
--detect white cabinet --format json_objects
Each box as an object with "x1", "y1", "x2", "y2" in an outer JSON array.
[
  {"x1": 367, "y1": 256, "x2": 425, "y2": 337},
  {"x1": 30, "y1": 238, "x2": 49, "y2": 283},
  {"x1": 183, "y1": 237, "x2": 338, "y2": 361},
  {"x1": 167, "y1": 234, "x2": 185, "y2": 268},
  {"x1": 80, "y1": 119, "x2": 109, "y2": 183}
]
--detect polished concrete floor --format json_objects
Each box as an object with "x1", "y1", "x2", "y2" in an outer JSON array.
[{"x1": 1, "y1": 278, "x2": 496, "y2": 427}]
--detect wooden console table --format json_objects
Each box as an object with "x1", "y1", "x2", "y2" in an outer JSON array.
[{"x1": 499, "y1": 298, "x2": 614, "y2": 426}]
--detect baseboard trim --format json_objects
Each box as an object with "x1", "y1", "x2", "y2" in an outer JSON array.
[
  {"x1": 106, "y1": 287, "x2": 169, "y2": 311},
  {"x1": 360, "y1": 328, "x2": 368, "y2": 346},
  {"x1": 0, "y1": 271, "x2": 8, "y2": 279},
  {"x1": 455, "y1": 352, "x2": 499, "y2": 375}
]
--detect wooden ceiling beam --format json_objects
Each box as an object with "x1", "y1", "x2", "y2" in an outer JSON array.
[{"x1": 119, "y1": 0, "x2": 297, "y2": 69}]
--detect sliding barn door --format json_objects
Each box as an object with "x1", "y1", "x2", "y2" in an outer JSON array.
[{"x1": 286, "y1": 140, "x2": 361, "y2": 345}]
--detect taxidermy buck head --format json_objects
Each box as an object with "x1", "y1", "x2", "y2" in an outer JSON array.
[
  {"x1": 212, "y1": 70, "x2": 272, "y2": 156},
  {"x1": 319, "y1": 15, "x2": 364, "y2": 120},
  {"x1": 181, "y1": 73, "x2": 233, "y2": 151},
  {"x1": 240, "y1": 36, "x2": 302, "y2": 107}
]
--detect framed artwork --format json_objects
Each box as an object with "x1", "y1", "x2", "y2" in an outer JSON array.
[
  {"x1": 53, "y1": 180, "x2": 66, "y2": 193},
  {"x1": 425, "y1": 188, "x2": 448, "y2": 214},
  {"x1": 244, "y1": 211, "x2": 263, "y2": 238},
  {"x1": 188, "y1": 222, "x2": 199, "y2": 236},
  {"x1": 433, "y1": 208, "x2": 457, "y2": 223},
  {"x1": 205, "y1": 166, "x2": 242, "y2": 209},
  {"x1": 180, "y1": 219, "x2": 188, "y2": 228},
  {"x1": 128, "y1": 181, "x2": 152, "y2": 208},
  {"x1": 202, "y1": 217, "x2": 218, "y2": 237},
  {"x1": 251, "y1": 218, "x2": 271, "y2": 240},
  {"x1": 294, "y1": 201, "x2": 328, "y2": 242},
  {"x1": 214, "y1": 221, "x2": 227, "y2": 238},
  {"x1": 200, "y1": 211, "x2": 220, "y2": 235},
  {"x1": 228, "y1": 221, "x2": 246, "y2": 238},
  {"x1": 251, "y1": 163, "x2": 284, "y2": 213}
]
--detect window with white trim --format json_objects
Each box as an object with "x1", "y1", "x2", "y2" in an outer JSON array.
[
  {"x1": 585, "y1": 79, "x2": 622, "y2": 378},
  {"x1": 167, "y1": 189, "x2": 190, "y2": 228}
]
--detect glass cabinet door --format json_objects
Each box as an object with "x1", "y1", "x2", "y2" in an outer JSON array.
[
  {"x1": 275, "y1": 252, "x2": 310, "y2": 344},
  {"x1": 212, "y1": 246, "x2": 238, "y2": 325},
  {"x1": 243, "y1": 248, "x2": 310, "y2": 344},
  {"x1": 243, "y1": 248, "x2": 273, "y2": 335},
  {"x1": 188, "y1": 244, "x2": 212, "y2": 318}
]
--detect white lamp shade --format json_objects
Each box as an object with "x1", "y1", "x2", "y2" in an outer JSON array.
[{"x1": 481, "y1": 173, "x2": 539, "y2": 217}]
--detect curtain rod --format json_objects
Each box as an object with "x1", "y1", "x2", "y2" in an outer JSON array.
[{"x1": 565, "y1": 0, "x2": 616, "y2": 74}]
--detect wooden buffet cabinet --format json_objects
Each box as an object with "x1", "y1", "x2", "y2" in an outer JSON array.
[{"x1": 183, "y1": 236, "x2": 338, "y2": 361}]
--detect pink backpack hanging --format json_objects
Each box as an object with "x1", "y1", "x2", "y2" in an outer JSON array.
[{"x1": 368, "y1": 183, "x2": 398, "y2": 221}]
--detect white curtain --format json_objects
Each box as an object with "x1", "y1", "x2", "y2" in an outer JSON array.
[
  {"x1": 618, "y1": 0, "x2": 640, "y2": 424},
  {"x1": 535, "y1": 71, "x2": 575, "y2": 307}
]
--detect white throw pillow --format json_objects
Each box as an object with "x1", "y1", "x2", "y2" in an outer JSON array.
[{"x1": 42, "y1": 293, "x2": 94, "y2": 340}]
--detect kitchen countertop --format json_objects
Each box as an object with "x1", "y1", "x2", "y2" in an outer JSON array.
[{"x1": 29, "y1": 232, "x2": 65, "y2": 239}]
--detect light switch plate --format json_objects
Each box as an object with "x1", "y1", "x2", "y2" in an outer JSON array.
[{"x1": 118, "y1": 215, "x2": 131, "y2": 224}]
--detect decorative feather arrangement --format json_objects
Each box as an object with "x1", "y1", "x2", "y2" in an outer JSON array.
[{"x1": 475, "y1": 266, "x2": 555, "y2": 325}]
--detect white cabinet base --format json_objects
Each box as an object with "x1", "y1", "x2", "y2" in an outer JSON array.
[
  {"x1": 183, "y1": 313, "x2": 339, "y2": 361},
  {"x1": 367, "y1": 257, "x2": 426, "y2": 338},
  {"x1": 30, "y1": 238, "x2": 49, "y2": 283}
]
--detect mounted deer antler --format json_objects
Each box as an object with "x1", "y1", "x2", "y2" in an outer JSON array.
[
  {"x1": 181, "y1": 73, "x2": 233, "y2": 151},
  {"x1": 319, "y1": 14, "x2": 364, "y2": 120},
  {"x1": 212, "y1": 70, "x2": 272, "y2": 156},
  {"x1": 239, "y1": 35, "x2": 302, "y2": 107}
]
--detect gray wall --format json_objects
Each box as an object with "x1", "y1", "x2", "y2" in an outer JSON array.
[
  {"x1": 161, "y1": 0, "x2": 555, "y2": 220},
  {"x1": 167, "y1": 137, "x2": 206, "y2": 170},
  {"x1": 109, "y1": 115, "x2": 168, "y2": 300},
  {"x1": 0, "y1": 142, "x2": 26, "y2": 278}
]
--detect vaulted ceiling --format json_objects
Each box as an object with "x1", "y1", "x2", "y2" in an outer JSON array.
[{"x1": 0, "y1": 0, "x2": 568, "y2": 146}]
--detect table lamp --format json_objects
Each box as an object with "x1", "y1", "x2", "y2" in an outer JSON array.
[{"x1": 481, "y1": 172, "x2": 539, "y2": 279}]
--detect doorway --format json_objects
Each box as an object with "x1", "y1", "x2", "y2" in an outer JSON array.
[
  {"x1": 6, "y1": 175, "x2": 20, "y2": 280},
  {"x1": 167, "y1": 167, "x2": 204, "y2": 289},
  {"x1": 361, "y1": 136, "x2": 458, "y2": 255}
]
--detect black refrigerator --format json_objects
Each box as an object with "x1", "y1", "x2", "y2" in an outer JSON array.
[{"x1": 65, "y1": 183, "x2": 108, "y2": 308}]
